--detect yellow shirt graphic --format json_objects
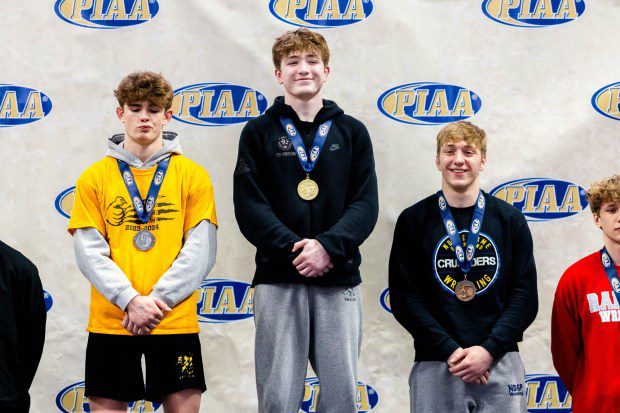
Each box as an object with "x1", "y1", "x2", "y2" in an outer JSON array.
[{"x1": 68, "y1": 154, "x2": 217, "y2": 335}]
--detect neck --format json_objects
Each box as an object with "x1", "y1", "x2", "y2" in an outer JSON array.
[
  {"x1": 604, "y1": 238, "x2": 620, "y2": 266},
  {"x1": 123, "y1": 136, "x2": 163, "y2": 163},
  {"x1": 442, "y1": 182, "x2": 481, "y2": 208},
  {"x1": 284, "y1": 93, "x2": 323, "y2": 122}
]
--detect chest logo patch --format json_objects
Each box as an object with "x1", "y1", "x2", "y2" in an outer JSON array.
[
  {"x1": 277, "y1": 135, "x2": 292, "y2": 151},
  {"x1": 105, "y1": 195, "x2": 178, "y2": 228},
  {"x1": 433, "y1": 231, "x2": 500, "y2": 297}
]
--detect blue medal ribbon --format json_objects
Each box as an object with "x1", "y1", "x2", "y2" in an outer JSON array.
[
  {"x1": 279, "y1": 116, "x2": 332, "y2": 174},
  {"x1": 117, "y1": 156, "x2": 170, "y2": 224},
  {"x1": 437, "y1": 191, "x2": 486, "y2": 274},
  {"x1": 600, "y1": 247, "x2": 620, "y2": 303}
]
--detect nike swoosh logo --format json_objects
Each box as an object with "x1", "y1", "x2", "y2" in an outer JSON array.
[{"x1": 330, "y1": 144, "x2": 341, "y2": 151}]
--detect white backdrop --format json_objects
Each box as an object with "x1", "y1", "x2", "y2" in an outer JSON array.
[{"x1": 1, "y1": 1, "x2": 619, "y2": 411}]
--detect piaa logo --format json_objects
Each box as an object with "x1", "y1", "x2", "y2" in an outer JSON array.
[
  {"x1": 377, "y1": 83, "x2": 481, "y2": 125},
  {"x1": 301, "y1": 377, "x2": 379, "y2": 412},
  {"x1": 592, "y1": 81, "x2": 620, "y2": 121},
  {"x1": 491, "y1": 178, "x2": 588, "y2": 221},
  {"x1": 55, "y1": 186, "x2": 76, "y2": 219},
  {"x1": 54, "y1": 0, "x2": 159, "y2": 29},
  {"x1": 0, "y1": 85, "x2": 52, "y2": 127},
  {"x1": 269, "y1": 0, "x2": 373, "y2": 28},
  {"x1": 172, "y1": 83, "x2": 267, "y2": 127},
  {"x1": 525, "y1": 374, "x2": 571, "y2": 412},
  {"x1": 196, "y1": 278, "x2": 253, "y2": 323},
  {"x1": 482, "y1": 0, "x2": 585, "y2": 28},
  {"x1": 44, "y1": 290, "x2": 54, "y2": 312},
  {"x1": 379, "y1": 288, "x2": 391, "y2": 313},
  {"x1": 56, "y1": 381, "x2": 161, "y2": 412}
]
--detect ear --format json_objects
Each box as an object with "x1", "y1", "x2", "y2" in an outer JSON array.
[
  {"x1": 323, "y1": 66, "x2": 330, "y2": 82},
  {"x1": 480, "y1": 155, "x2": 487, "y2": 171},
  {"x1": 163, "y1": 108, "x2": 173, "y2": 125},
  {"x1": 593, "y1": 212, "x2": 602, "y2": 229},
  {"x1": 116, "y1": 106, "x2": 125, "y2": 122},
  {"x1": 275, "y1": 67, "x2": 284, "y2": 84},
  {"x1": 435, "y1": 155, "x2": 441, "y2": 171}
]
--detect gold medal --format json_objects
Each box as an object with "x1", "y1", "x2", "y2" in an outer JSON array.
[
  {"x1": 455, "y1": 279, "x2": 476, "y2": 302},
  {"x1": 297, "y1": 175, "x2": 319, "y2": 201}
]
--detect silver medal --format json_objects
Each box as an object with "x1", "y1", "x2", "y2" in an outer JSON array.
[{"x1": 133, "y1": 230, "x2": 155, "y2": 251}]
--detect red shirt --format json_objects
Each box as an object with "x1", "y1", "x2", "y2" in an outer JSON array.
[{"x1": 551, "y1": 251, "x2": 620, "y2": 412}]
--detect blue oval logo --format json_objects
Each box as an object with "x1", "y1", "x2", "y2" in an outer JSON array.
[
  {"x1": 482, "y1": 0, "x2": 585, "y2": 28},
  {"x1": 44, "y1": 290, "x2": 54, "y2": 312},
  {"x1": 269, "y1": 0, "x2": 373, "y2": 28},
  {"x1": 301, "y1": 377, "x2": 379, "y2": 412},
  {"x1": 196, "y1": 278, "x2": 253, "y2": 323},
  {"x1": 379, "y1": 288, "x2": 391, "y2": 313},
  {"x1": 0, "y1": 85, "x2": 52, "y2": 127},
  {"x1": 172, "y1": 83, "x2": 267, "y2": 127},
  {"x1": 491, "y1": 178, "x2": 588, "y2": 222},
  {"x1": 55, "y1": 186, "x2": 76, "y2": 219},
  {"x1": 54, "y1": 0, "x2": 159, "y2": 29},
  {"x1": 56, "y1": 381, "x2": 161, "y2": 412},
  {"x1": 525, "y1": 374, "x2": 571, "y2": 412},
  {"x1": 592, "y1": 81, "x2": 620, "y2": 121},
  {"x1": 377, "y1": 83, "x2": 481, "y2": 125}
]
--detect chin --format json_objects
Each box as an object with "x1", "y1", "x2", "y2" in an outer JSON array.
[{"x1": 129, "y1": 134, "x2": 157, "y2": 145}]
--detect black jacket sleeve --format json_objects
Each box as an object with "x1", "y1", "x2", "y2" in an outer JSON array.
[
  {"x1": 315, "y1": 122, "x2": 379, "y2": 260},
  {"x1": 389, "y1": 212, "x2": 460, "y2": 360},
  {"x1": 0, "y1": 244, "x2": 46, "y2": 411},
  {"x1": 233, "y1": 121, "x2": 301, "y2": 254},
  {"x1": 481, "y1": 212, "x2": 538, "y2": 360},
  {"x1": 13, "y1": 259, "x2": 46, "y2": 390}
]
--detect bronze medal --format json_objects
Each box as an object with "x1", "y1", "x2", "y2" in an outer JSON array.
[
  {"x1": 297, "y1": 177, "x2": 319, "y2": 201},
  {"x1": 455, "y1": 280, "x2": 476, "y2": 302}
]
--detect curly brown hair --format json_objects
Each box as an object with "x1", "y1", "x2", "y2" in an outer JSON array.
[
  {"x1": 114, "y1": 71, "x2": 174, "y2": 110},
  {"x1": 587, "y1": 175, "x2": 620, "y2": 214},
  {"x1": 272, "y1": 28, "x2": 330, "y2": 69},
  {"x1": 436, "y1": 121, "x2": 487, "y2": 157}
]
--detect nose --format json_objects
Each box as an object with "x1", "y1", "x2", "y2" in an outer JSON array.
[
  {"x1": 139, "y1": 109, "x2": 149, "y2": 121},
  {"x1": 453, "y1": 150, "x2": 464, "y2": 164},
  {"x1": 298, "y1": 61, "x2": 310, "y2": 74}
]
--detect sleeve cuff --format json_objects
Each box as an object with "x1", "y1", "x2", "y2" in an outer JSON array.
[
  {"x1": 115, "y1": 288, "x2": 140, "y2": 312},
  {"x1": 439, "y1": 339, "x2": 461, "y2": 361},
  {"x1": 149, "y1": 290, "x2": 174, "y2": 309},
  {"x1": 481, "y1": 337, "x2": 504, "y2": 361},
  {"x1": 314, "y1": 235, "x2": 338, "y2": 260}
]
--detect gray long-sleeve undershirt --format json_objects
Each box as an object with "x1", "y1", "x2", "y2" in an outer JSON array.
[{"x1": 73, "y1": 220, "x2": 217, "y2": 311}]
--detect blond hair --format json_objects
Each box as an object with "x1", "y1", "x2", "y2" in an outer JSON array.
[{"x1": 436, "y1": 121, "x2": 487, "y2": 156}]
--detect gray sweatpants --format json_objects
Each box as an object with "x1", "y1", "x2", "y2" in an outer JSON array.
[
  {"x1": 409, "y1": 352, "x2": 527, "y2": 413},
  {"x1": 253, "y1": 283, "x2": 363, "y2": 413}
]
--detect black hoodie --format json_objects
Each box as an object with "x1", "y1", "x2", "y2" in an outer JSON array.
[
  {"x1": 234, "y1": 97, "x2": 378, "y2": 287},
  {"x1": 0, "y1": 241, "x2": 46, "y2": 412},
  {"x1": 389, "y1": 193, "x2": 538, "y2": 362}
]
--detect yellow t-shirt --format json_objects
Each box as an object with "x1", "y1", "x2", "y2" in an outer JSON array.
[{"x1": 68, "y1": 154, "x2": 217, "y2": 335}]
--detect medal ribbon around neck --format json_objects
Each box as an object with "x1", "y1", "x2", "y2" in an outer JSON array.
[
  {"x1": 437, "y1": 190, "x2": 486, "y2": 275},
  {"x1": 117, "y1": 156, "x2": 170, "y2": 224},
  {"x1": 600, "y1": 247, "x2": 620, "y2": 302},
  {"x1": 279, "y1": 116, "x2": 332, "y2": 175}
]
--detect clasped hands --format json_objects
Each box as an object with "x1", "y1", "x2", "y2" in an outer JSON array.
[
  {"x1": 447, "y1": 346, "x2": 493, "y2": 385},
  {"x1": 121, "y1": 295, "x2": 171, "y2": 335},
  {"x1": 292, "y1": 239, "x2": 333, "y2": 277}
]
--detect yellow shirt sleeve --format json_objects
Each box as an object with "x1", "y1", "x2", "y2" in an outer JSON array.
[
  {"x1": 184, "y1": 164, "x2": 218, "y2": 232},
  {"x1": 68, "y1": 167, "x2": 107, "y2": 237}
]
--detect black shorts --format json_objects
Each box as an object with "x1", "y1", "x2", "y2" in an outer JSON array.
[{"x1": 85, "y1": 333, "x2": 206, "y2": 403}]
